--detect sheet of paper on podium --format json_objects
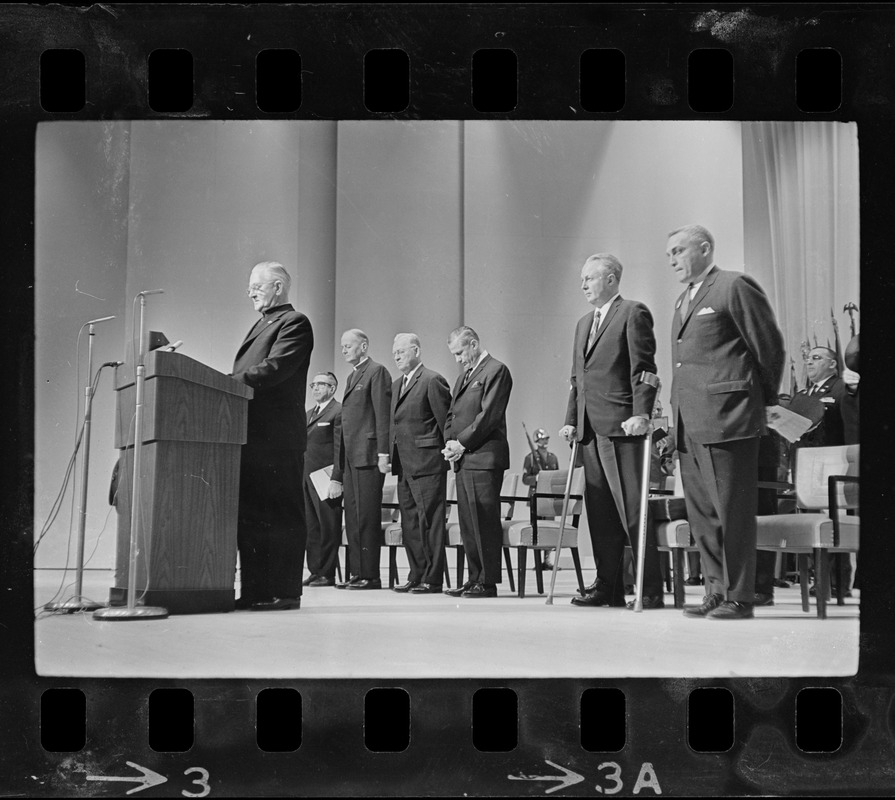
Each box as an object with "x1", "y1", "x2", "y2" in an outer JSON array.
[{"x1": 310, "y1": 466, "x2": 334, "y2": 500}]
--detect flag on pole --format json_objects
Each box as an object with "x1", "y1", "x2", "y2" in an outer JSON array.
[{"x1": 831, "y1": 307, "x2": 844, "y2": 373}]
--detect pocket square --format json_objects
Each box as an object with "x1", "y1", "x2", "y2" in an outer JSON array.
[
  {"x1": 471, "y1": 380, "x2": 482, "y2": 388},
  {"x1": 696, "y1": 307, "x2": 716, "y2": 315},
  {"x1": 317, "y1": 421, "x2": 331, "y2": 426},
  {"x1": 820, "y1": 397, "x2": 835, "y2": 404}
]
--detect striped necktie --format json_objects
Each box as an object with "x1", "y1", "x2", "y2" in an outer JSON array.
[{"x1": 586, "y1": 309, "x2": 601, "y2": 350}]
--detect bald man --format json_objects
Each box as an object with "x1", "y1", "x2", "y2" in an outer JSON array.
[
  {"x1": 232, "y1": 261, "x2": 314, "y2": 611},
  {"x1": 388, "y1": 333, "x2": 452, "y2": 593},
  {"x1": 333, "y1": 329, "x2": 392, "y2": 590}
]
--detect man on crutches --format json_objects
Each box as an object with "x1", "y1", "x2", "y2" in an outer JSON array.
[{"x1": 558, "y1": 253, "x2": 665, "y2": 610}]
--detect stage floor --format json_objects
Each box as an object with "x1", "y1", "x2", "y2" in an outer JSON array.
[{"x1": 33, "y1": 569, "x2": 859, "y2": 679}]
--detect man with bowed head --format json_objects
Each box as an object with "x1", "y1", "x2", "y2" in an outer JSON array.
[
  {"x1": 667, "y1": 224, "x2": 784, "y2": 620},
  {"x1": 442, "y1": 326, "x2": 513, "y2": 598},
  {"x1": 232, "y1": 261, "x2": 314, "y2": 611},
  {"x1": 559, "y1": 253, "x2": 665, "y2": 610}
]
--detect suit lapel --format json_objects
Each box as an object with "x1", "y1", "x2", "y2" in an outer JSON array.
[
  {"x1": 678, "y1": 269, "x2": 718, "y2": 333},
  {"x1": 395, "y1": 368, "x2": 421, "y2": 408},
  {"x1": 453, "y1": 355, "x2": 490, "y2": 399},
  {"x1": 344, "y1": 359, "x2": 369, "y2": 399},
  {"x1": 585, "y1": 297, "x2": 621, "y2": 360},
  {"x1": 235, "y1": 306, "x2": 290, "y2": 360}
]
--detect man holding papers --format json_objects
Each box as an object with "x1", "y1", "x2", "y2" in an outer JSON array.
[{"x1": 302, "y1": 372, "x2": 343, "y2": 587}]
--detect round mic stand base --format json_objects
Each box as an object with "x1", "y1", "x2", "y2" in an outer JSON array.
[
  {"x1": 44, "y1": 598, "x2": 105, "y2": 613},
  {"x1": 92, "y1": 605, "x2": 168, "y2": 621}
]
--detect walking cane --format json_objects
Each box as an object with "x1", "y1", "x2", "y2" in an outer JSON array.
[
  {"x1": 632, "y1": 372, "x2": 661, "y2": 613},
  {"x1": 546, "y1": 438, "x2": 579, "y2": 606}
]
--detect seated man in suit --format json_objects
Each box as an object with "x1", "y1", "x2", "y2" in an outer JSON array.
[
  {"x1": 302, "y1": 372, "x2": 342, "y2": 588},
  {"x1": 387, "y1": 333, "x2": 452, "y2": 594}
]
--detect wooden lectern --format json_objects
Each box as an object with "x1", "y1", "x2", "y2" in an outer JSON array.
[{"x1": 110, "y1": 350, "x2": 253, "y2": 614}]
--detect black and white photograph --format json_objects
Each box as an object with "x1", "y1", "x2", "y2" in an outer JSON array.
[{"x1": 33, "y1": 119, "x2": 860, "y2": 679}]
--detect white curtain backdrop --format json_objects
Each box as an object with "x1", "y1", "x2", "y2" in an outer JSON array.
[{"x1": 742, "y1": 121, "x2": 859, "y2": 391}]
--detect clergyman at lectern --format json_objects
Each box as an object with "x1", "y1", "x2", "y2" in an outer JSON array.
[{"x1": 231, "y1": 261, "x2": 314, "y2": 611}]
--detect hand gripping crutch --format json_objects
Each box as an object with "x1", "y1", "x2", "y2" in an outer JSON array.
[
  {"x1": 546, "y1": 438, "x2": 579, "y2": 606},
  {"x1": 632, "y1": 372, "x2": 661, "y2": 613}
]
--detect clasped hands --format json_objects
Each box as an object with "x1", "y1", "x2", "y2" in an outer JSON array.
[{"x1": 442, "y1": 439, "x2": 465, "y2": 463}]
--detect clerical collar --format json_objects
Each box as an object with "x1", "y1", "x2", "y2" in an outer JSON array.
[
  {"x1": 262, "y1": 303, "x2": 290, "y2": 316},
  {"x1": 354, "y1": 357, "x2": 369, "y2": 370}
]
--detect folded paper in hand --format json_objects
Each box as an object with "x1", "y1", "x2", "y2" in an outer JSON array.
[
  {"x1": 310, "y1": 466, "x2": 334, "y2": 500},
  {"x1": 765, "y1": 405, "x2": 814, "y2": 443}
]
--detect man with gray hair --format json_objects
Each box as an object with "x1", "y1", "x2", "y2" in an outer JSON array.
[
  {"x1": 387, "y1": 333, "x2": 452, "y2": 593},
  {"x1": 333, "y1": 328, "x2": 392, "y2": 590},
  {"x1": 442, "y1": 326, "x2": 513, "y2": 598},
  {"x1": 667, "y1": 224, "x2": 784, "y2": 620},
  {"x1": 232, "y1": 261, "x2": 314, "y2": 611},
  {"x1": 559, "y1": 253, "x2": 664, "y2": 609}
]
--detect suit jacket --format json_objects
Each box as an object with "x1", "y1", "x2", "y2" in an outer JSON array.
[
  {"x1": 232, "y1": 303, "x2": 314, "y2": 452},
  {"x1": 333, "y1": 358, "x2": 392, "y2": 480},
  {"x1": 390, "y1": 365, "x2": 451, "y2": 478},
  {"x1": 564, "y1": 297, "x2": 658, "y2": 438},
  {"x1": 670, "y1": 267, "x2": 785, "y2": 445},
  {"x1": 304, "y1": 400, "x2": 342, "y2": 474},
  {"x1": 797, "y1": 375, "x2": 846, "y2": 448},
  {"x1": 444, "y1": 354, "x2": 513, "y2": 470}
]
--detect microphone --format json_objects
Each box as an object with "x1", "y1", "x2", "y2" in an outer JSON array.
[
  {"x1": 84, "y1": 315, "x2": 116, "y2": 326},
  {"x1": 102, "y1": 361, "x2": 124, "y2": 368},
  {"x1": 164, "y1": 341, "x2": 183, "y2": 352},
  {"x1": 137, "y1": 290, "x2": 164, "y2": 297}
]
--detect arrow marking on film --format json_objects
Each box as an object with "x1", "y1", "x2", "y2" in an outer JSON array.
[
  {"x1": 508, "y1": 759, "x2": 585, "y2": 794},
  {"x1": 86, "y1": 761, "x2": 168, "y2": 795}
]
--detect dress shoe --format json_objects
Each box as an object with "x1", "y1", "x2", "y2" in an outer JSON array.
[
  {"x1": 302, "y1": 575, "x2": 317, "y2": 587},
  {"x1": 708, "y1": 600, "x2": 754, "y2": 620},
  {"x1": 753, "y1": 592, "x2": 775, "y2": 606},
  {"x1": 444, "y1": 581, "x2": 474, "y2": 597},
  {"x1": 684, "y1": 576, "x2": 703, "y2": 586},
  {"x1": 336, "y1": 576, "x2": 361, "y2": 590},
  {"x1": 572, "y1": 579, "x2": 625, "y2": 607},
  {"x1": 625, "y1": 594, "x2": 665, "y2": 610},
  {"x1": 393, "y1": 580, "x2": 421, "y2": 593},
  {"x1": 683, "y1": 592, "x2": 723, "y2": 617},
  {"x1": 309, "y1": 576, "x2": 335, "y2": 587},
  {"x1": 410, "y1": 583, "x2": 443, "y2": 594},
  {"x1": 346, "y1": 578, "x2": 382, "y2": 590},
  {"x1": 250, "y1": 597, "x2": 301, "y2": 611},
  {"x1": 461, "y1": 583, "x2": 497, "y2": 598}
]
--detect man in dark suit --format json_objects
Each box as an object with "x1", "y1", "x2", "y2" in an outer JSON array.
[
  {"x1": 559, "y1": 253, "x2": 664, "y2": 610},
  {"x1": 667, "y1": 224, "x2": 785, "y2": 620},
  {"x1": 442, "y1": 326, "x2": 513, "y2": 598},
  {"x1": 333, "y1": 329, "x2": 392, "y2": 590},
  {"x1": 232, "y1": 261, "x2": 314, "y2": 611},
  {"x1": 302, "y1": 371, "x2": 342, "y2": 587},
  {"x1": 387, "y1": 333, "x2": 452, "y2": 594}
]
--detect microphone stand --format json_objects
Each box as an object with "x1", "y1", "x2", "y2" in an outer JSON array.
[
  {"x1": 94, "y1": 292, "x2": 168, "y2": 621},
  {"x1": 45, "y1": 317, "x2": 114, "y2": 613}
]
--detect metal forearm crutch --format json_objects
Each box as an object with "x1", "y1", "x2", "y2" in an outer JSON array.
[
  {"x1": 632, "y1": 372, "x2": 661, "y2": 613},
  {"x1": 546, "y1": 438, "x2": 579, "y2": 606}
]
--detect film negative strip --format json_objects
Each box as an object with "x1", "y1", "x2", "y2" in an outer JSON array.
[{"x1": 3, "y1": 3, "x2": 893, "y2": 797}]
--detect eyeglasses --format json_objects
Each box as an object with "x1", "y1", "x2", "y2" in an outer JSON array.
[
  {"x1": 804, "y1": 354, "x2": 833, "y2": 362},
  {"x1": 246, "y1": 281, "x2": 275, "y2": 296},
  {"x1": 310, "y1": 382, "x2": 335, "y2": 388}
]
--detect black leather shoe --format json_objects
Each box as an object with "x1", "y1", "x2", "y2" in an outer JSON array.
[
  {"x1": 393, "y1": 580, "x2": 421, "y2": 593},
  {"x1": 302, "y1": 575, "x2": 317, "y2": 587},
  {"x1": 683, "y1": 593, "x2": 723, "y2": 617},
  {"x1": 346, "y1": 578, "x2": 382, "y2": 590},
  {"x1": 444, "y1": 581, "x2": 474, "y2": 597},
  {"x1": 410, "y1": 583, "x2": 443, "y2": 594},
  {"x1": 684, "y1": 576, "x2": 703, "y2": 586},
  {"x1": 753, "y1": 592, "x2": 774, "y2": 606},
  {"x1": 581, "y1": 579, "x2": 599, "y2": 595},
  {"x1": 250, "y1": 597, "x2": 301, "y2": 611},
  {"x1": 461, "y1": 583, "x2": 497, "y2": 598},
  {"x1": 309, "y1": 576, "x2": 335, "y2": 587},
  {"x1": 708, "y1": 600, "x2": 754, "y2": 620},
  {"x1": 336, "y1": 576, "x2": 361, "y2": 590},
  {"x1": 626, "y1": 594, "x2": 665, "y2": 610},
  {"x1": 572, "y1": 580, "x2": 625, "y2": 607}
]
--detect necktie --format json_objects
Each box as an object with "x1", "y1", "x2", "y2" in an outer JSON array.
[
  {"x1": 586, "y1": 309, "x2": 602, "y2": 351},
  {"x1": 679, "y1": 284, "x2": 693, "y2": 320},
  {"x1": 315, "y1": 405, "x2": 322, "y2": 416},
  {"x1": 808, "y1": 384, "x2": 817, "y2": 396},
  {"x1": 463, "y1": 368, "x2": 473, "y2": 385},
  {"x1": 401, "y1": 376, "x2": 410, "y2": 395}
]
